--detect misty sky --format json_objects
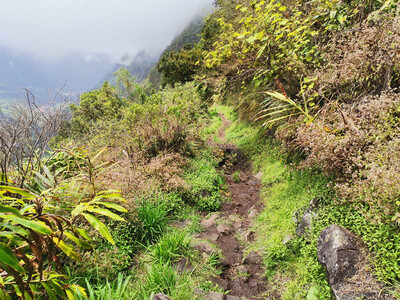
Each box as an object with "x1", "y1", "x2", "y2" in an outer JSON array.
[{"x1": 0, "y1": 0, "x2": 214, "y2": 64}]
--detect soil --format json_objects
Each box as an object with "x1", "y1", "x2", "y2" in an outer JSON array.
[{"x1": 200, "y1": 113, "x2": 267, "y2": 299}]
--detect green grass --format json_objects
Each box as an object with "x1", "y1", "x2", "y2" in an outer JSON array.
[
  {"x1": 184, "y1": 150, "x2": 225, "y2": 212},
  {"x1": 149, "y1": 230, "x2": 193, "y2": 264}
]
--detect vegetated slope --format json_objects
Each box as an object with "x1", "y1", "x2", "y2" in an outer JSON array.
[
  {"x1": 155, "y1": 0, "x2": 400, "y2": 298},
  {"x1": 2, "y1": 0, "x2": 400, "y2": 299}
]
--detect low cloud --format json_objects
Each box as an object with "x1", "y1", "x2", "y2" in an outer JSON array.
[{"x1": 0, "y1": 0, "x2": 214, "y2": 63}]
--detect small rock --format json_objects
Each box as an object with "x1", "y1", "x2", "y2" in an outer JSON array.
[
  {"x1": 249, "y1": 279, "x2": 259, "y2": 289},
  {"x1": 212, "y1": 277, "x2": 229, "y2": 290},
  {"x1": 153, "y1": 293, "x2": 171, "y2": 300},
  {"x1": 173, "y1": 220, "x2": 189, "y2": 228},
  {"x1": 232, "y1": 220, "x2": 242, "y2": 230},
  {"x1": 226, "y1": 296, "x2": 242, "y2": 300},
  {"x1": 230, "y1": 277, "x2": 248, "y2": 293},
  {"x1": 207, "y1": 233, "x2": 219, "y2": 242},
  {"x1": 219, "y1": 258, "x2": 230, "y2": 269},
  {"x1": 201, "y1": 214, "x2": 220, "y2": 228},
  {"x1": 247, "y1": 179, "x2": 260, "y2": 186},
  {"x1": 295, "y1": 198, "x2": 320, "y2": 237},
  {"x1": 239, "y1": 173, "x2": 247, "y2": 182},
  {"x1": 243, "y1": 251, "x2": 263, "y2": 265},
  {"x1": 174, "y1": 258, "x2": 193, "y2": 274},
  {"x1": 243, "y1": 230, "x2": 255, "y2": 242},
  {"x1": 206, "y1": 291, "x2": 225, "y2": 300},
  {"x1": 192, "y1": 242, "x2": 215, "y2": 255},
  {"x1": 194, "y1": 289, "x2": 206, "y2": 296},
  {"x1": 254, "y1": 172, "x2": 263, "y2": 180},
  {"x1": 248, "y1": 209, "x2": 258, "y2": 219},
  {"x1": 217, "y1": 223, "x2": 232, "y2": 235},
  {"x1": 282, "y1": 234, "x2": 292, "y2": 245}
]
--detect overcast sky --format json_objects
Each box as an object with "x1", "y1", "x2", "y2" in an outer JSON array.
[{"x1": 0, "y1": 0, "x2": 214, "y2": 63}]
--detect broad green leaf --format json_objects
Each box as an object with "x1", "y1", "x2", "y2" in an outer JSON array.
[
  {"x1": 0, "y1": 186, "x2": 36, "y2": 199},
  {"x1": 96, "y1": 201, "x2": 127, "y2": 212},
  {"x1": 70, "y1": 285, "x2": 87, "y2": 298},
  {"x1": 0, "y1": 205, "x2": 22, "y2": 217},
  {"x1": 64, "y1": 232, "x2": 92, "y2": 250},
  {"x1": 42, "y1": 283, "x2": 57, "y2": 300},
  {"x1": 65, "y1": 289, "x2": 75, "y2": 300},
  {"x1": 52, "y1": 237, "x2": 81, "y2": 261},
  {"x1": 0, "y1": 222, "x2": 29, "y2": 236},
  {"x1": 85, "y1": 208, "x2": 125, "y2": 221},
  {"x1": 0, "y1": 243, "x2": 25, "y2": 274},
  {"x1": 1, "y1": 215, "x2": 52, "y2": 235},
  {"x1": 71, "y1": 203, "x2": 88, "y2": 217},
  {"x1": 49, "y1": 281, "x2": 66, "y2": 298},
  {"x1": 23, "y1": 291, "x2": 32, "y2": 300},
  {"x1": 42, "y1": 165, "x2": 55, "y2": 186},
  {"x1": 82, "y1": 213, "x2": 115, "y2": 244},
  {"x1": 0, "y1": 288, "x2": 12, "y2": 300},
  {"x1": 32, "y1": 171, "x2": 52, "y2": 188},
  {"x1": 75, "y1": 228, "x2": 93, "y2": 243}
]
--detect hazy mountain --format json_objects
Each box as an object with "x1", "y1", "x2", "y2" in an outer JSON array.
[
  {"x1": 98, "y1": 51, "x2": 161, "y2": 87},
  {"x1": 0, "y1": 47, "x2": 114, "y2": 103}
]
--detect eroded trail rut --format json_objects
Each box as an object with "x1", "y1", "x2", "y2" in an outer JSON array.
[{"x1": 198, "y1": 114, "x2": 267, "y2": 299}]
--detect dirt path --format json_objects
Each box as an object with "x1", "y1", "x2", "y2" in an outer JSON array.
[{"x1": 200, "y1": 113, "x2": 267, "y2": 299}]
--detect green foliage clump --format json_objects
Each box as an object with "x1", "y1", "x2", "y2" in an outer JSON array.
[
  {"x1": 136, "y1": 199, "x2": 168, "y2": 245},
  {"x1": 149, "y1": 230, "x2": 192, "y2": 264},
  {"x1": 68, "y1": 81, "x2": 123, "y2": 138},
  {"x1": 0, "y1": 148, "x2": 127, "y2": 299},
  {"x1": 157, "y1": 45, "x2": 203, "y2": 88},
  {"x1": 184, "y1": 151, "x2": 225, "y2": 212}
]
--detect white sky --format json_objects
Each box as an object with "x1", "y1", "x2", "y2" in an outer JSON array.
[{"x1": 0, "y1": 0, "x2": 214, "y2": 63}]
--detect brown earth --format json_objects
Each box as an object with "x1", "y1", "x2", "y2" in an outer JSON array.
[{"x1": 200, "y1": 113, "x2": 267, "y2": 299}]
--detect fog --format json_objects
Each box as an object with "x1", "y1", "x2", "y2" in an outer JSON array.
[{"x1": 0, "y1": 0, "x2": 214, "y2": 63}]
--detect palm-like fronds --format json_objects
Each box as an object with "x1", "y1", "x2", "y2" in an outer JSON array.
[{"x1": 255, "y1": 88, "x2": 317, "y2": 128}]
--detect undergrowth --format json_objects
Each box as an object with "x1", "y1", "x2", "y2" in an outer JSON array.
[{"x1": 220, "y1": 104, "x2": 400, "y2": 299}]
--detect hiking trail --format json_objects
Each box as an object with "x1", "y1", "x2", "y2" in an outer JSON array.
[{"x1": 196, "y1": 113, "x2": 267, "y2": 299}]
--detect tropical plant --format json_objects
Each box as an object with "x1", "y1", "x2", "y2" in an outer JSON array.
[
  {"x1": 255, "y1": 77, "x2": 319, "y2": 128},
  {"x1": 0, "y1": 148, "x2": 127, "y2": 299}
]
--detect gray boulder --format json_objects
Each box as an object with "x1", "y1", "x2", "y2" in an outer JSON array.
[{"x1": 317, "y1": 225, "x2": 390, "y2": 300}]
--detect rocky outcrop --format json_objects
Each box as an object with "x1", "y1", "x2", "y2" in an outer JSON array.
[
  {"x1": 317, "y1": 225, "x2": 391, "y2": 300},
  {"x1": 294, "y1": 198, "x2": 320, "y2": 237}
]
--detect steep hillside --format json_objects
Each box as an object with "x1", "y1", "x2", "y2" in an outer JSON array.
[{"x1": 1, "y1": 0, "x2": 400, "y2": 299}]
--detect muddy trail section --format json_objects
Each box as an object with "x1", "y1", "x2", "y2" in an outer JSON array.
[{"x1": 198, "y1": 113, "x2": 267, "y2": 299}]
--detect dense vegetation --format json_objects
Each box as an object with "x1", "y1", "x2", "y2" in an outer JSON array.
[{"x1": 1, "y1": 0, "x2": 400, "y2": 298}]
